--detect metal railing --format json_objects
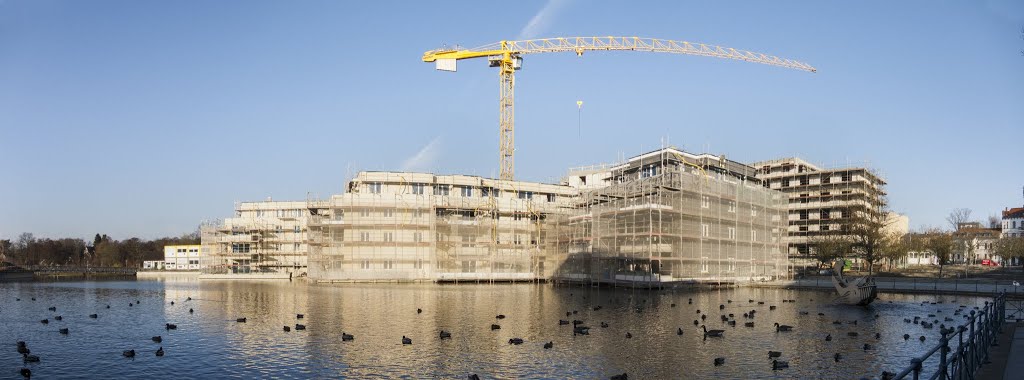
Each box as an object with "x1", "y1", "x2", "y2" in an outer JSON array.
[
  {"x1": 788, "y1": 277, "x2": 1024, "y2": 296},
  {"x1": 888, "y1": 292, "x2": 1006, "y2": 380}
]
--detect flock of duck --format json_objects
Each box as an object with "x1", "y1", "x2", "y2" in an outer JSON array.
[{"x1": 7, "y1": 292, "x2": 981, "y2": 379}]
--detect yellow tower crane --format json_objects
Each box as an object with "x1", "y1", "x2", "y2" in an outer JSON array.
[{"x1": 423, "y1": 36, "x2": 816, "y2": 181}]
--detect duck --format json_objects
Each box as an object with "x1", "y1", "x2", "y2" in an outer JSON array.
[
  {"x1": 694, "y1": 319, "x2": 699, "y2": 326},
  {"x1": 875, "y1": 332, "x2": 882, "y2": 339},
  {"x1": 689, "y1": 298, "x2": 693, "y2": 304},
  {"x1": 574, "y1": 326, "x2": 590, "y2": 335},
  {"x1": 832, "y1": 320, "x2": 842, "y2": 325},
  {"x1": 670, "y1": 303, "x2": 676, "y2": 308},
  {"x1": 769, "y1": 305, "x2": 777, "y2": 310},
  {"x1": 834, "y1": 352, "x2": 842, "y2": 362},
  {"x1": 236, "y1": 318, "x2": 246, "y2": 323},
  {"x1": 593, "y1": 306, "x2": 603, "y2": 311},
  {"x1": 170, "y1": 301, "x2": 174, "y2": 305},
  {"x1": 40, "y1": 319, "x2": 48, "y2": 325},
  {"x1": 744, "y1": 322, "x2": 755, "y2": 328},
  {"x1": 799, "y1": 311, "x2": 809, "y2": 315},
  {"x1": 283, "y1": 326, "x2": 291, "y2": 332},
  {"x1": 544, "y1": 341, "x2": 553, "y2": 349},
  {"x1": 59, "y1": 328, "x2": 69, "y2": 335},
  {"x1": 20, "y1": 368, "x2": 30, "y2": 378},
  {"x1": 903, "y1": 334, "x2": 910, "y2": 340},
  {"x1": 714, "y1": 357, "x2": 726, "y2": 366},
  {"x1": 295, "y1": 324, "x2": 306, "y2": 330},
  {"x1": 17, "y1": 345, "x2": 30, "y2": 355},
  {"x1": 165, "y1": 323, "x2": 177, "y2": 330},
  {"x1": 22, "y1": 353, "x2": 40, "y2": 363},
  {"x1": 508, "y1": 338, "x2": 524, "y2": 345},
  {"x1": 600, "y1": 322, "x2": 609, "y2": 328},
  {"x1": 297, "y1": 314, "x2": 304, "y2": 319},
  {"x1": 186, "y1": 297, "x2": 192, "y2": 301},
  {"x1": 401, "y1": 336, "x2": 412, "y2": 345},
  {"x1": 774, "y1": 323, "x2": 793, "y2": 332},
  {"x1": 768, "y1": 351, "x2": 782, "y2": 358},
  {"x1": 89, "y1": 314, "x2": 98, "y2": 319},
  {"x1": 771, "y1": 360, "x2": 789, "y2": 370},
  {"x1": 863, "y1": 343, "x2": 872, "y2": 350},
  {"x1": 189, "y1": 309, "x2": 194, "y2": 314},
  {"x1": 702, "y1": 325, "x2": 724, "y2": 338},
  {"x1": 825, "y1": 334, "x2": 832, "y2": 341},
  {"x1": 491, "y1": 324, "x2": 501, "y2": 330},
  {"x1": 610, "y1": 373, "x2": 628, "y2": 380},
  {"x1": 847, "y1": 332, "x2": 859, "y2": 337},
  {"x1": 122, "y1": 350, "x2": 135, "y2": 358},
  {"x1": 559, "y1": 319, "x2": 570, "y2": 325},
  {"x1": 48, "y1": 307, "x2": 56, "y2": 312},
  {"x1": 625, "y1": 332, "x2": 632, "y2": 339},
  {"x1": 727, "y1": 320, "x2": 736, "y2": 327},
  {"x1": 155, "y1": 347, "x2": 164, "y2": 357},
  {"x1": 920, "y1": 336, "x2": 927, "y2": 342},
  {"x1": 106, "y1": 305, "x2": 110, "y2": 309},
  {"x1": 677, "y1": 327, "x2": 684, "y2": 336},
  {"x1": 152, "y1": 336, "x2": 162, "y2": 343},
  {"x1": 439, "y1": 330, "x2": 451, "y2": 339},
  {"x1": 341, "y1": 333, "x2": 354, "y2": 341},
  {"x1": 54, "y1": 316, "x2": 62, "y2": 321},
  {"x1": 496, "y1": 314, "x2": 506, "y2": 319}
]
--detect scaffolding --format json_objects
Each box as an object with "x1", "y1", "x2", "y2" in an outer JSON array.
[{"x1": 547, "y1": 150, "x2": 789, "y2": 285}]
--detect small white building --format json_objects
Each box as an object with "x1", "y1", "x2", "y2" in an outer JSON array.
[
  {"x1": 164, "y1": 245, "x2": 203, "y2": 270},
  {"x1": 142, "y1": 260, "x2": 165, "y2": 270}
]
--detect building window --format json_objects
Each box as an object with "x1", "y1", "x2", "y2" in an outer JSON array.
[
  {"x1": 383, "y1": 260, "x2": 394, "y2": 270},
  {"x1": 383, "y1": 209, "x2": 393, "y2": 218},
  {"x1": 821, "y1": 209, "x2": 831, "y2": 220},
  {"x1": 842, "y1": 174, "x2": 852, "y2": 182},
  {"x1": 360, "y1": 208, "x2": 370, "y2": 217},
  {"x1": 230, "y1": 243, "x2": 251, "y2": 253},
  {"x1": 800, "y1": 177, "x2": 809, "y2": 186},
  {"x1": 514, "y1": 234, "x2": 523, "y2": 245},
  {"x1": 547, "y1": 193, "x2": 556, "y2": 202},
  {"x1": 728, "y1": 227, "x2": 736, "y2": 240},
  {"x1": 800, "y1": 210, "x2": 808, "y2": 220},
  {"x1": 701, "y1": 223, "x2": 710, "y2": 237},
  {"x1": 782, "y1": 180, "x2": 790, "y2": 187},
  {"x1": 414, "y1": 259, "x2": 423, "y2": 269},
  {"x1": 727, "y1": 201, "x2": 736, "y2": 213},
  {"x1": 701, "y1": 196, "x2": 710, "y2": 209},
  {"x1": 701, "y1": 257, "x2": 709, "y2": 273},
  {"x1": 799, "y1": 226, "x2": 808, "y2": 232},
  {"x1": 481, "y1": 187, "x2": 490, "y2": 197},
  {"x1": 383, "y1": 232, "x2": 394, "y2": 242},
  {"x1": 360, "y1": 232, "x2": 370, "y2": 242},
  {"x1": 411, "y1": 183, "x2": 425, "y2": 195},
  {"x1": 751, "y1": 207, "x2": 758, "y2": 217},
  {"x1": 360, "y1": 260, "x2": 370, "y2": 269},
  {"x1": 460, "y1": 186, "x2": 473, "y2": 197},
  {"x1": 518, "y1": 191, "x2": 533, "y2": 200},
  {"x1": 822, "y1": 224, "x2": 831, "y2": 231},
  {"x1": 822, "y1": 176, "x2": 831, "y2": 184},
  {"x1": 368, "y1": 182, "x2": 382, "y2": 194},
  {"x1": 514, "y1": 214, "x2": 523, "y2": 221},
  {"x1": 294, "y1": 226, "x2": 300, "y2": 233},
  {"x1": 841, "y1": 210, "x2": 850, "y2": 218},
  {"x1": 414, "y1": 232, "x2": 422, "y2": 243},
  {"x1": 641, "y1": 164, "x2": 658, "y2": 178},
  {"x1": 751, "y1": 230, "x2": 758, "y2": 241},
  {"x1": 434, "y1": 185, "x2": 450, "y2": 196}
]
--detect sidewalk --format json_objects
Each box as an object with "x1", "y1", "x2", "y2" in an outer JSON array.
[{"x1": 977, "y1": 322, "x2": 1022, "y2": 380}]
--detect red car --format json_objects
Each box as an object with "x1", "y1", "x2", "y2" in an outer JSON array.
[{"x1": 981, "y1": 259, "x2": 999, "y2": 266}]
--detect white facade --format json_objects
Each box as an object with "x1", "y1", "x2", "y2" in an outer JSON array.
[
  {"x1": 164, "y1": 245, "x2": 203, "y2": 270},
  {"x1": 142, "y1": 260, "x2": 164, "y2": 270},
  {"x1": 1002, "y1": 207, "x2": 1024, "y2": 238},
  {"x1": 201, "y1": 201, "x2": 321, "y2": 276}
]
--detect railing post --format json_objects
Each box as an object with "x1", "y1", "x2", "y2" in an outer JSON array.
[
  {"x1": 939, "y1": 334, "x2": 950, "y2": 380},
  {"x1": 911, "y1": 358, "x2": 923, "y2": 380}
]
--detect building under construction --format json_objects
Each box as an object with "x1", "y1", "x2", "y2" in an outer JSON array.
[
  {"x1": 295, "y1": 148, "x2": 788, "y2": 284},
  {"x1": 547, "y1": 148, "x2": 788, "y2": 285}
]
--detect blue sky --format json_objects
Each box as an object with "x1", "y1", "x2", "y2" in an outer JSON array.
[{"x1": 1, "y1": 0, "x2": 1022, "y2": 240}]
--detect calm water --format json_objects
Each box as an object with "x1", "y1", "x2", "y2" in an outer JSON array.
[{"x1": 0, "y1": 276, "x2": 990, "y2": 379}]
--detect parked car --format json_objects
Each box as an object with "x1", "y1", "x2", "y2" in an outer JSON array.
[{"x1": 980, "y1": 259, "x2": 999, "y2": 267}]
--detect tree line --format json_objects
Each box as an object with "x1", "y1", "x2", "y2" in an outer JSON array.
[
  {"x1": 810, "y1": 206, "x2": 1024, "y2": 277},
  {"x1": 0, "y1": 231, "x2": 200, "y2": 268}
]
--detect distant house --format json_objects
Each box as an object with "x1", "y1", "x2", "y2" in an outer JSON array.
[
  {"x1": 1002, "y1": 207, "x2": 1024, "y2": 238},
  {"x1": 142, "y1": 260, "x2": 164, "y2": 270},
  {"x1": 163, "y1": 245, "x2": 203, "y2": 271}
]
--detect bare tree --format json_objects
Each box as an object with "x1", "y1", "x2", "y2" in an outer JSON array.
[
  {"x1": 988, "y1": 214, "x2": 1002, "y2": 229},
  {"x1": 848, "y1": 199, "x2": 897, "y2": 275},
  {"x1": 924, "y1": 232, "x2": 955, "y2": 278},
  {"x1": 946, "y1": 208, "x2": 973, "y2": 231},
  {"x1": 809, "y1": 233, "x2": 852, "y2": 270}
]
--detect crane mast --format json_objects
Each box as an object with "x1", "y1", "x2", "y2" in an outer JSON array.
[{"x1": 423, "y1": 36, "x2": 816, "y2": 181}]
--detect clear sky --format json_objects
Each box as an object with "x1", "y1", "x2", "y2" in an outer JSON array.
[{"x1": 1, "y1": 0, "x2": 1022, "y2": 240}]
